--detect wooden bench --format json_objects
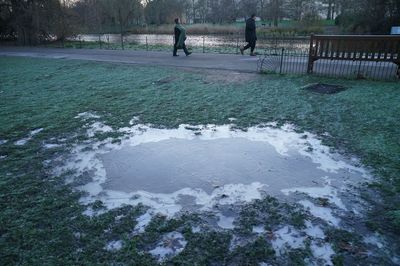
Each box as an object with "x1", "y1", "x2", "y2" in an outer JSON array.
[{"x1": 307, "y1": 35, "x2": 400, "y2": 77}]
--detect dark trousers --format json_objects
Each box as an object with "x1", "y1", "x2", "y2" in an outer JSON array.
[
  {"x1": 173, "y1": 43, "x2": 189, "y2": 56},
  {"x1": 243, "y1": 40, "x2": 256, "y2": 53}
]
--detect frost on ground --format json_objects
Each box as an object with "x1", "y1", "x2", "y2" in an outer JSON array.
[
  {"x1": 43, "y1": 143, "x2": 62, "y2": 149},
  {"x1": 216, "y1": 213, "x2": 235, "y2": 229},
  {"x1": 271, "y1": 226, "x2": 305, "y2": 255},
  {"x1": 134, "y1": 211, "x2": 153, "y2": 233},
  {"x1": 74, "y1": 111, "x2": 101, "y2": 120},
  {"x1": 105, "y1": 240, "x2": 123, "y2": 251},
  {"x1": 48, "y1": 112, "x2": 379, "y2": 264},
  {"x1": 298, "y1": 200, "x2": 341, "y2": 227},
  {"x1": 14, "y1": 128, "x2": 43, "y2": 146},
  {"x1": 148, "y1": 232, "x2": 187, "y2": 262}
]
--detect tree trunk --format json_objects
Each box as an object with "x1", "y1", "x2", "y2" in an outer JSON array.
[
  {"x1": 118, "y1": 8, "x2": 124, "y2": 50},
  {"x1": 192, "y1": 0, "x2": 195, "y2": 23},
  {"x1": 273, "y1": 0, "x2": 279, "y2": 27},
  {"x1": 327, "y1": 0, "x2": 333, "y2": 20}
]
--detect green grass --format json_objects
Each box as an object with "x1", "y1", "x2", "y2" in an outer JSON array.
[{"x1": 0, "y1": 56, "x2": 399, "y2": 264}]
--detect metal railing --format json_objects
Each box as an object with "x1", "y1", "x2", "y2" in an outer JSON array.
[
  {"x1": 42, "y1": 33, "x2": 310, "y2": 55},
  {"x1": 258, "y1": 48, "x2": 400, "y2": 81},
  {"x1": 3, "y1": 32, "x2": 398, "y2": 81}
]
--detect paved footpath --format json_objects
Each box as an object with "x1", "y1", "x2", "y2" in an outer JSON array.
[{"x1": 0, "y1": 47, "x2": 259, "y2": 73}]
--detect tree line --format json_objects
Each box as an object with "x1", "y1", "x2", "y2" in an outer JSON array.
[{"x1": 0, "y1": 0, "x2": 399, "y2": 45}]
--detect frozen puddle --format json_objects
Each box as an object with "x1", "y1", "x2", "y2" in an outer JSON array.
[
  {"x1": 101, "y1": 137, "x2": 344, "y2": 195},
  {"x1": 52, "y1": 118, "x2": 373, "y2": 262},
  {"x1": 55, "y1": 121, "x2": 370, "y2": 218}
]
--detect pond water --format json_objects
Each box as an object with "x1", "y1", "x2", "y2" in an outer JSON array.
[{"x1": 73, "y1": 34, "x2": 310, "y2": 51}]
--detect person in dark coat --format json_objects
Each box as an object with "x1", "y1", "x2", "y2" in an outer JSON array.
[
  {"x1": 173, "y1": 18, "x2": 191, "y2": 56},
  {"x1": 240, "y1": 14, "x2": 257, "y2": 56}
]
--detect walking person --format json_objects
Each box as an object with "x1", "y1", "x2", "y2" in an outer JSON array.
[
  {"x1": 173, "y1": 18, "x2": 191, "y2": 57},
  {"x1": 240, "y1": 14, "x2": 257, "y2": 56}
]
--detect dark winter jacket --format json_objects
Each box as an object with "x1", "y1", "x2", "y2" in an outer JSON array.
[
  {"x1": 245, "y1": 18, "x2": 257, "y2": 43},
  {"x1": 174, "y1": 24, "x2": 186, "y2": 48},
  {"x1": 174, "y1": 27, "x2": 180, "y2": 45}
]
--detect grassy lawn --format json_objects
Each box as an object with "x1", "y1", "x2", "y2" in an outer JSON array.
[{"x1": 0, "y1": 56, "x2": 399, "y2": 264}]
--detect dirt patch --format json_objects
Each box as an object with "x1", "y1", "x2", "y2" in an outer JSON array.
[
  {"x1": 184, "y1": 68, "x2": 260, "y2": 84},
  {"x1": 154, "y1": 76, "x2": 179, "y2": 85},
  {"x1": 303, "y1": 83, "x2": 347, "y2": 94}
]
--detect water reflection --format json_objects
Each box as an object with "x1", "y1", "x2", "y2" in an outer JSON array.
[{"x1": 73, "y1": 34, "x2": 310, "y2": 52}]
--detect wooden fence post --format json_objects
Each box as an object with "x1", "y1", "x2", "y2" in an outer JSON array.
[{"x1": 307, "y1": 34, "x2": 314, "y2": 74}]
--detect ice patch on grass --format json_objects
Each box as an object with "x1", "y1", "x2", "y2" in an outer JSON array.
[
  {"x1": 134, "y1": 211, "x2": 153, "y2": 233},
  {"x1": 304, "y1": 220, "x2": 325, "y2": 239},
  {"x1": 364, "y1": 234, "x2": 384, "y2": 249},
  {"x1": 299, "y1": 200, "x2": 340, "y2": 227},
  {"x1": 43, "y1": 143, "x2": 62, "y2": 149},
  {"x1": 392, "y1": 256, "x2": 400, "y2": 265},
  {"x1": 30, "y1": 128, "x2": 44, "y2": 135},
  {"x1": 252, "y1": 225, "x2": 266, "y2": 234},
  {"x1": 149, "y1": 232, "x2": 187, "y2": 262},
  {"x1": 87, "y1": 122, "x2": 113, "y2": 137},
  {"x1": 282, "y1": 177, "x2": 347, "y2": 210},
  {"x1": 271, "y1": 226, "x2": 305, "y2": 255},
  {"x1": 0, "y1": 139, "x2": 8, "y2": 145},
  {"x1": 75, "y1": 111, "x2": 100, "y2": 120},
  {"x1": 191, "y1": 226, "x2": 201, "y2": 233},
  {"x1": 105, "y1": 240, "x2": 123, "y2": 251},
  {"x1": 0, "y1": 155, "x2": 7, "y2": 159},
  {"x1": 79, "y1": 182, "x2": 265, "y2": 219},
  {"x1": 229, "y1": 234, "x2": 255, "y2": 251},
  {"x1": 15, "y1": 139, "x2": 29, "y2": 146},
  {"x1": 310, "y1": 242, "x2": 335, "y2": 265},
  {"x1": 129, "y1": 116, "x2": 140, "y2": 125},
  {"x1": 216, "y1": 213, "x2": 235, "y2": 229},
  {"x1": 14, "y1": 128, "x2": 43, "y2": 145}
]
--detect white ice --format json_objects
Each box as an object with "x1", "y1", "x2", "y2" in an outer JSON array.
[
  {"x1": 216, "y1": 213, "x2": 235, "y2": 229},
  {"x1": 14, "y1": 128, "x2": 43, "y2": 146},
  {"x1": 310, "y1": 242, "x2": 335, "y2": 265},
  {"x1": 252, "y1": 225, "x2": 266, "y2": 234},
  {"x1": 271, "y1": 226, "x2": 305, "y2": 255},
  {"x1": 105, "y1": 240, "x2": 123, "y2": 251},
  {"x1": 75, "y1": 111, "x2": 101, "y2": 120},
  {"x1": 299, "y1": 200, "x2": 340, "y2": 227},
  {"x1": 148, "y1": 232, "x2": 187, "y2": 262},
  {"x1": 282, "y1": 177, "x2": 347, "y2": 210}
]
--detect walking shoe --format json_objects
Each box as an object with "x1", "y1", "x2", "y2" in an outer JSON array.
[
  {"x1": 186, "y1": 52, "x2": 192, "y2": 56},
  {"x1": 240, "y1": 47, "x2": 244, "y2": 55},
  {"x1": 173, "y1": 54, "x2": 179, "y2": 57},
  {"x1": 250, "y1": 53, "x2": 256, "y2": 56}
]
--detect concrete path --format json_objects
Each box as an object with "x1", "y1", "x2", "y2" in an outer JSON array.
[{"x1": 0, "y1": 47, "x2": 259, "y2": 73}]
